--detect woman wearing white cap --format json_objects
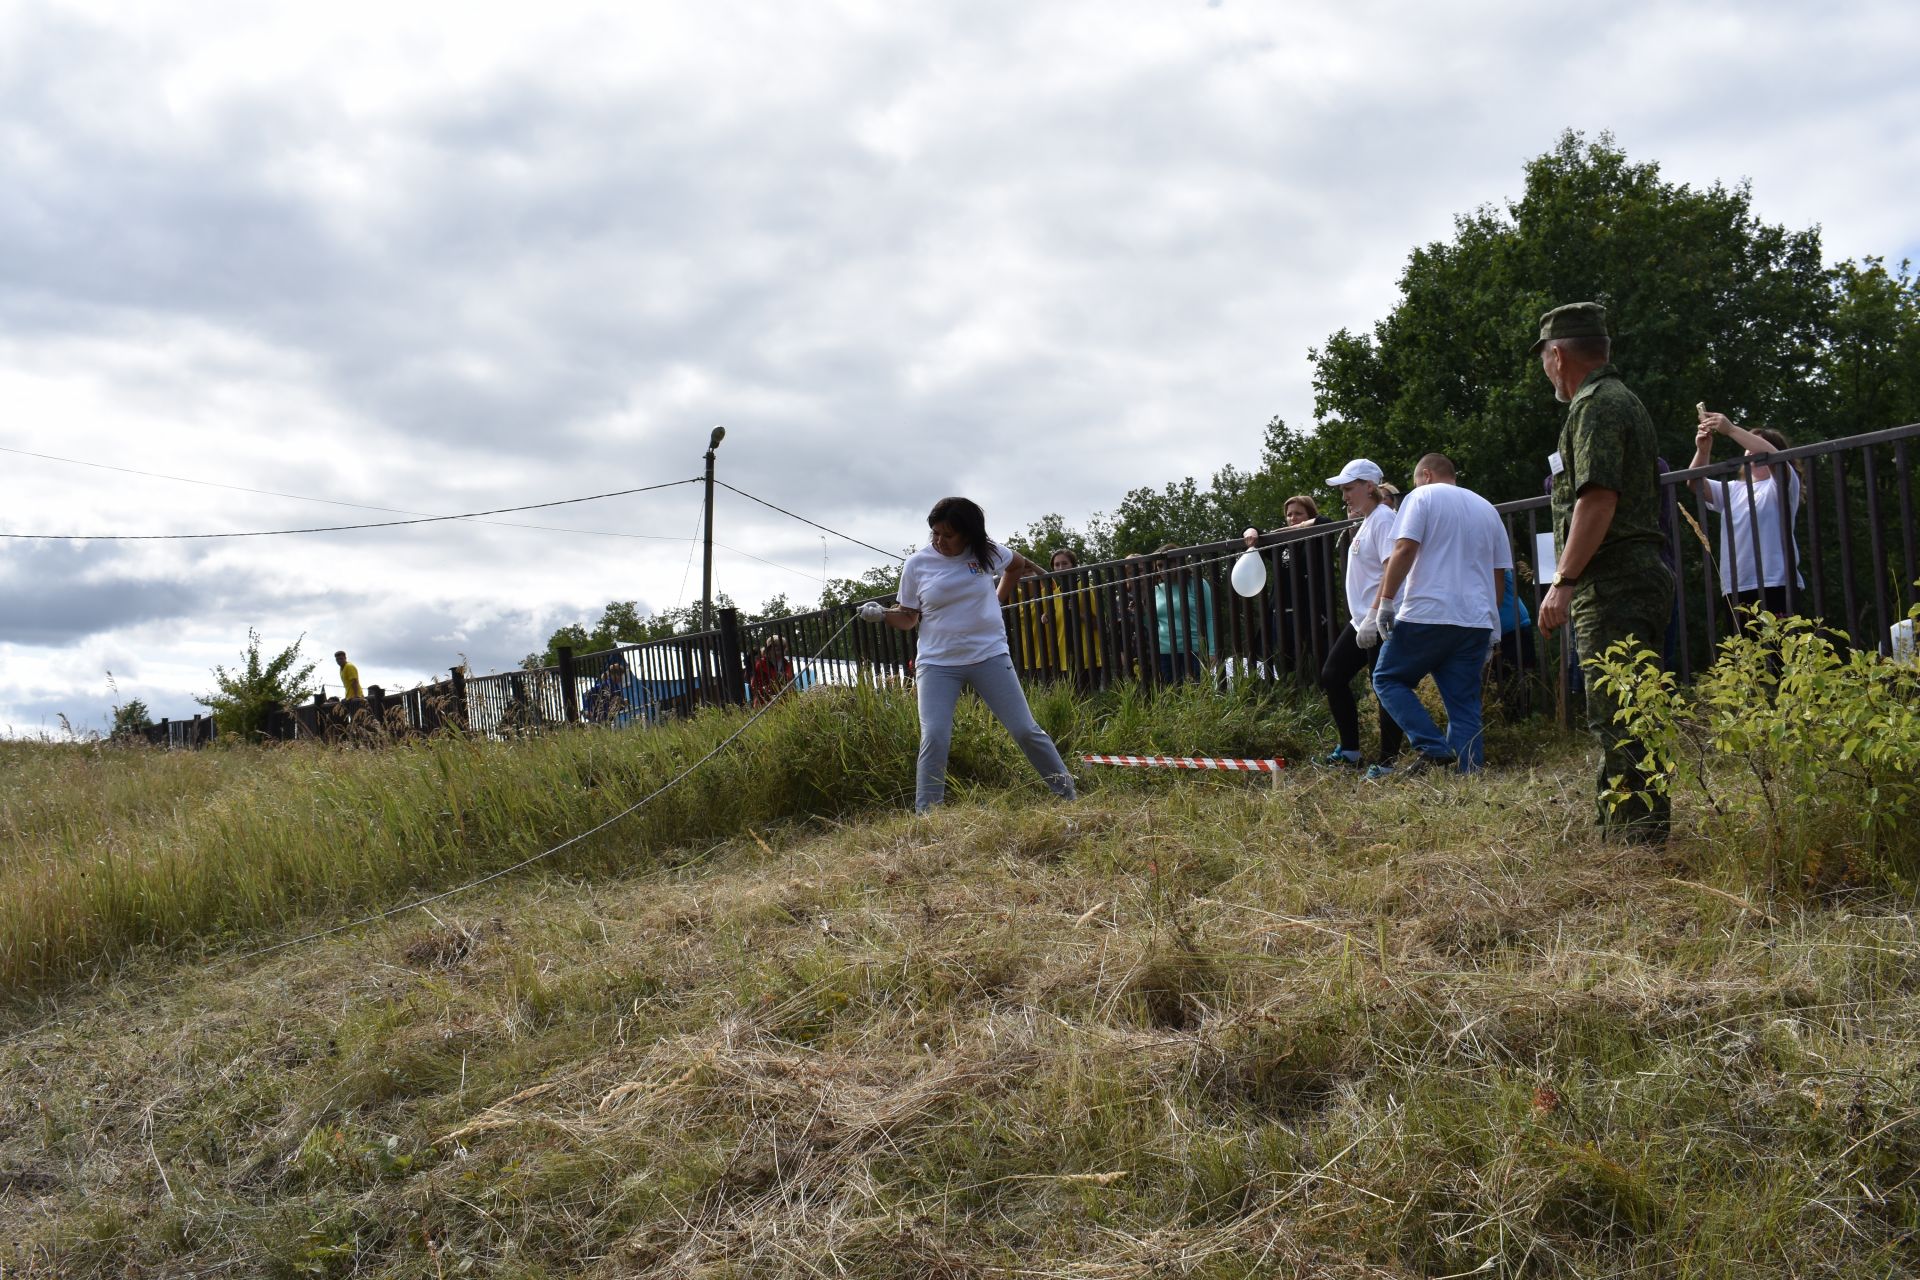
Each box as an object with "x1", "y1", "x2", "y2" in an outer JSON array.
[{"x1": 1314, "y1": 459, "x2": 1405, "y2": 767}]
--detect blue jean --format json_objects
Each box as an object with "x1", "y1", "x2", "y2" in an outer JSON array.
[
  {"x1": 1370, "y1": 620, "x2": 1494, "y2": 773},
  {"x1": 916, "y1": 655, "x2": 1076, "y2": 812}
]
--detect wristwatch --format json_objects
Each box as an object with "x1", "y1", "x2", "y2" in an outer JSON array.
[{"x1": 1553, "y1": 571, "x2": 1581, "y2": 588}]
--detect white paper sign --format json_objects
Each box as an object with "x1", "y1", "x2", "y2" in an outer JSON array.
[
  {"x1": 1547, "y1": 450, "x2": 1565, "y2": 477},
  {"x1": 1535, "y1": 532, "x2": 1558, "y2": 584}
]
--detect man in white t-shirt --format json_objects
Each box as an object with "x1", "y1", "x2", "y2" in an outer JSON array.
[{"x1": 1357, "y1": 453, "x2": 1512, "y2": 776}]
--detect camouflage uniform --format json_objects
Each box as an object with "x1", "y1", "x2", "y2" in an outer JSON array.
[{"x1": 1551, "y1": 362, "x2": 1674, "y2": 840}]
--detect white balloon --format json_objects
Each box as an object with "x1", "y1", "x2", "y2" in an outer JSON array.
[{"x1": 1230, "y1": 550, "x2": 1268, "y2": 598}]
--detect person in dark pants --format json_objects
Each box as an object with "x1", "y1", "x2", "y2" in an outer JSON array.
[
  {"x1": 1314, "y1": 459, "x2": 1405, "y2": 767},
  {"x1": 1535, "y1": 302, "x2": 1676, "y2": 843},
  {"x1": 1362, "y1": 454, "x2": 1511, "y2": 777},
  {"x1": 1490, "y1": 568, "x2": 1538, "y2": 719}
]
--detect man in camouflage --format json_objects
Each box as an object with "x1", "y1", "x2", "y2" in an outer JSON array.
[{"x1": 1533, "y1": 302, "x2": 1675, "y2": 842}]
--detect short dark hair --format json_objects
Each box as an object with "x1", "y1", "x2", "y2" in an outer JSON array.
[
  {"x1": 1415, "y1": 453, "x2": 1456, "y2": 481},
  {"x1": 1049, "y1": 547, "x2": 1079, "y2": 568}
]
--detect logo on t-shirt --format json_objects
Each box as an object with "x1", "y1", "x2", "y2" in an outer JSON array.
[{"x1": 966, "y1": 562, "x2": 983, "y2": 576}]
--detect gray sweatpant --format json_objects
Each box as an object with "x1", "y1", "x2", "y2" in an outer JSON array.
[{"x1": 915, "y1": 655, "x2": 1076, "y2": 813}]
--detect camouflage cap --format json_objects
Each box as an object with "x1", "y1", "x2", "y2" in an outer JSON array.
[{"x1": 1528, "y1": 301, "x2": 1609, "y2": 355}]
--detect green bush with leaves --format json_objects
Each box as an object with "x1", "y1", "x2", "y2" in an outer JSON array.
[{"x1": 1591, "y1": 609, "x2": 1920, "y2": 894}]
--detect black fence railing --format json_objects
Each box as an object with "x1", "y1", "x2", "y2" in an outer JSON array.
[{"x1": 127, "y1": 420, "x2": 1919, "y2": 747}]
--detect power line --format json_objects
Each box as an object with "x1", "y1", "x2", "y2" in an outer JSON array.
[
  {"x1": 0, "y1": 444, "x2": 696, "y2": 543},
  {"x1": 0, "y1": 477, "x2": 702, "y2": 541},
  {"x1": 715, "y1": 480, "x2": 906, "y2": 561}
]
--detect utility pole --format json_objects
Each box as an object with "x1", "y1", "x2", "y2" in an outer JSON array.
[{"x1": 701, "y1": 425, "x2": 725, "y2": 633}]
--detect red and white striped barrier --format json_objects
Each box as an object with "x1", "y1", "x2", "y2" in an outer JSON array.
[{"x1": 1081, "y1": 754, "x2": 1286, "y2": 773}]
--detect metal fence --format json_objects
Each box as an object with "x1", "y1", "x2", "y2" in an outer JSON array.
[{"x1": 131, "y1": 419, "x2": 1918, "y2": 745}]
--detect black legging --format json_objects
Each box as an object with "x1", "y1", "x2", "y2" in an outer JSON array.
[{"x1": 1318, "y1": 622, "x2": 1404, "y2": 760}]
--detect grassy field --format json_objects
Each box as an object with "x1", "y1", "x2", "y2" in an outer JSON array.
[{"x1": 2, "y1": 680, "x2": 1917, "y2": 1277}]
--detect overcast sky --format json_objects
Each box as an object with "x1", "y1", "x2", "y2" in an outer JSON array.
[{"x1": 3, "y1": 0, "x2": 1916, "y2": 734}]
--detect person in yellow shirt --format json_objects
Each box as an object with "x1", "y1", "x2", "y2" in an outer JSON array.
[
  {"x1": 334, "y1": 650, "x2": 365, "y2": 702},
  {"x1": 1014, "y1": 548, "x2": 1104, "y2": 688}
]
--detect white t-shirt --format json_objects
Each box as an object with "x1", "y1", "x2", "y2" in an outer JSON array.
[
  {"x1": 899, "y1": 539, "x2": 1012, "y2": 666},
  {"x1": 1345, "y1": 503, "x2": 1399, "y2": 620},
  {"x1": 1705, "y1": 467, "x2": 1803, "y2": 594},
  {"x1": 1391, "y1": 481, "x2": 1512, "y2": 631}
]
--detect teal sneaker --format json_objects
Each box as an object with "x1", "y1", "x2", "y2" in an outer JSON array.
[
  {"x1": 1363, "y1": 762, "x2": 1395, "y2": 781},
  {"x1": 1316, "y1": 747, "x2": 1363, "y2": 768}
]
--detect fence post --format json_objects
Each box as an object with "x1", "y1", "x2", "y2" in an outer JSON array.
[
  {"x1": 717, "y1": 608, "x2": 748, "y2": 706},
  {"x1": 450, "y1": 667, "x2": 469, "y2": 729},
  {"x1": 190, "y1": 713, "x2": 203, "y2": 747},
  {"x1": 557, "y1": 646, "x2": 580, "y2": 723}
]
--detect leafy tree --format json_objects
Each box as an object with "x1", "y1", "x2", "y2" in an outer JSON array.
[
  {"x1": 1298, "y1": 130, "x2": 1835, "y2": 502},
  {"x1": 820, "y1": 565, "x2": 902, "y2": 609},
  {"x1": 1005, "y1": 512, "x2": 1115, "y2": 568},
  {"x1": 110, "y1": 697, "x2": 152, "y2": 737},
  {"x1": 197, "y1": 629, "x2": 317, "y2": 738},
  {"x1": 524, "y1": 595, "x2": 745, "y2": 667},
  {"x1": 1825, "y1": 256, "x2": 1920, "y2": 435},
  {"x1": 752, "y1": 593, "x2": 799, "y2": 623},
  {"x1": 104, "y1": 671, "x2": 152, "y2": 737},
  {"x1": 1105, "y1": 478, "x2": 1214, "y2": 554}
]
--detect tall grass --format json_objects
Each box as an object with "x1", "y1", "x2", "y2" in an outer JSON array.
[{"x1": 0, "y1": 677, "x2": 1316, "y2": 999}]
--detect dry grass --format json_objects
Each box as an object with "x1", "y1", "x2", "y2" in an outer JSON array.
[{"x1": 3, "y1": 730, "x2": 1917, "y2": 1277}]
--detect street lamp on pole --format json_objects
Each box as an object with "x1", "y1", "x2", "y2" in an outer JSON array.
[{"x1": 701, "y1": 426, "x2": 725, "y2": 634}]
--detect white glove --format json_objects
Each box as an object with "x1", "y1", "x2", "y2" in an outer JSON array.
[
  {"x1": 1355, "y1": 599, "x2": 1396, "y2": 650},
  {"x1": 858, "y1": 601, "x2": 886, "y2": 623},
  {"x1": 1485, "y1": 631, "x2": 1499, "y2": 667},
  {"x1": 1355, "y1": 607, "x2": 1381, "y2": 649}
]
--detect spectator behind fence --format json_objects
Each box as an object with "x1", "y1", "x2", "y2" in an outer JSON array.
[
  {"x1": 1282, "y1": 496, "x2": 1339, "y2": 674},
  {"x1": 1362, "y1": 452, "x2": 1511, "y2": 777},
  {"x1": 1314, "y1": 459, "x2": 1405, "y2": 769},
  {"x1": 1491, "y1": 567, "x2": 1538, "y2": 718},
  {"x1": 864, "y1": 497, "x2": 1076, "y2": 814},
  {"x1": 1377, "y1": 482, "x2": 1402, "y2": 510},
  {"x1": 1112, "y1": 554, "x2": 1152, "y2": 679},
  {"x1": 1041, "y1": 548, "x2": 1103, "y2": 688},
  {"x1": 749, "y1": 635, "x2": 795, "y2": 707},
  {"x1": 584, "y1": 659, "x2": 629, "y2": 723},
  {"x1": 1534, "y1": 301, "x2": 1674, "y2": 844},
  {"x1": 334, "y1": 650, "x2": 364, "y2": 702},
  {"x1": 1689, "y1": 408, "x2": 1803, "y2": 625},
  {"x1": 1151, "y1": 543, "x2": 1216, "y2": 683}
]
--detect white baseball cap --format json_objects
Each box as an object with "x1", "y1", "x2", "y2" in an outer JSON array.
[{"x1": 1326, "y1": 458, "x2": 1384, "y2": 486}]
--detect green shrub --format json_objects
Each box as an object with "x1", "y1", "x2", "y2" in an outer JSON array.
[{"x1": 1591, "y1": 608, "x2": 1920, "y2": 894}]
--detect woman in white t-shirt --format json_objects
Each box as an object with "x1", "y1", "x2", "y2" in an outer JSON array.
[
  {"x1": 867, "y1": 497, "x2": 1076, "y2": 814},
  {"x1": 1312, "y1": 459, "x2": 1405, "y2": 767},
  {"x1": 1689, "y1": 411, "x2": 1803, "y2": 624}
]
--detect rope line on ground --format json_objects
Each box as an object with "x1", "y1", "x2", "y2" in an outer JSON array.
[{"x1": 0, "y1": 477, "x2": 702, "y2": 541}]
